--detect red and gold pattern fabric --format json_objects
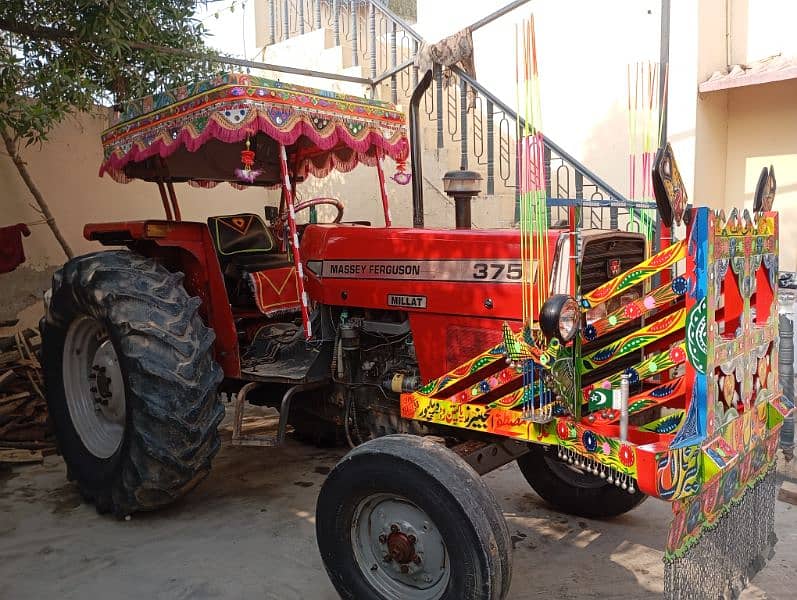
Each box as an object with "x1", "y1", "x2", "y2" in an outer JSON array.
[{"x1": 248, "y1": 267, "x2": 300, "y2": 317}]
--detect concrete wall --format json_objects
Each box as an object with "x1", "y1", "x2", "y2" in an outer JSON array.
[
  {"x1": 0, "y1": 109, "x2": 419, "y2": 270},
  {"x1": 416, "y1": 0, "x2": 661, "y2": 199},
  {"x1": 729, "y1": 0, "x2": 797, "y2": 66},
  {"x1": 723, "y1": 79, "x2": 797, "y2": 270}
]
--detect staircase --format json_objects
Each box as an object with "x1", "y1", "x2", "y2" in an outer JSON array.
[{"x1": 251, "y1": 0, "x2": 650, "y2": 234}]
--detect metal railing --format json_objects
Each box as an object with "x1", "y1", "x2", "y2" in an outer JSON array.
[
  {"x1": 260, "y1": 0, "x2": 641, "y2": 230},
  {"x1": 264, "y1": 0, "x2": 418, "y2": 101}
]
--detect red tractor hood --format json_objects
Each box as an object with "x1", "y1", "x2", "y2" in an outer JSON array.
[
  {"x1": 300, "y1": 224, "x2": 564, "y2": 378},
  {"x1": 300, "y1": 225, "x2": 561, "y2": 321}
]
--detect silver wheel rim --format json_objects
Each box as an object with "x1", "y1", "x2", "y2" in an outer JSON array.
[
  {"x1": 63, "y1": 316, "x2": 126, "y2": 459},
  {"x1": 352, "y1": 493, "x2": 449, "y2": 599}
]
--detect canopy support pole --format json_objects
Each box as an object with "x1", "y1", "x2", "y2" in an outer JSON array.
[
  {"x1": 375, "y1": 149, "x2": 392, "y2": 226},
  {"x1": 278, "y1": 144, "x2": 312, "y2": 339},
  {"x1": 165, "y1": 181, "x2": 182, "y2": 221},
  {"x1": 156, "y1": 181, "x2": 174, "y2": 221}
]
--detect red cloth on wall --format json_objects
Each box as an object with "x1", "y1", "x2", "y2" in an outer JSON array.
[{"x1": 0, "y1": 224, "x2": 31, "y2": 274}]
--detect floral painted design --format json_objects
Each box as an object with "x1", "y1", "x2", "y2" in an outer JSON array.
[{"x1": 619, "y1": 445, "x2": 635, "y2": 467}]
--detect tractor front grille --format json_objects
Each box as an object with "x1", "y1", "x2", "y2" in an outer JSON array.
[
  {"x1": 580, "y1": 232, "x2": 647, "y2": 387},
  {"x1": 579, "y1": 234, "x2": 647, "y2": 293}
]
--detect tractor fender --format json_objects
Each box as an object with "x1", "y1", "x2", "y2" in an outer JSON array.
[{"x1": 84, "y1": 220, "x2": 240, "y2": 377}]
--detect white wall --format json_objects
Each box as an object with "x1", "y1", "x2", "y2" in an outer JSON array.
[
  {"x1": 730, "y1": 0, "x2": 797, "y2": 66},
  {"x1": 416, "y1": 0, "x2": 661, "y2": 198},
  {"x1": 0, "y1": 109, "x2": 405, "y2": 268}
]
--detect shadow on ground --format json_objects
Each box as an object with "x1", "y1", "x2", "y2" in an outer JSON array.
[{"x1": 0, "y1": 416, "x2": 794, "y2": 599}]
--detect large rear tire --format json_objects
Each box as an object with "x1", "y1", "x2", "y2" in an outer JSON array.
[
  {"x1": 316, "y1": 434, "x2": 512, "y2": 600},
  {"x1": 516, "y1": 444, "x2": 646, "y2": 518},
  {"x1": 42, "y1": 250, "x2": 224, "y2": 516}
]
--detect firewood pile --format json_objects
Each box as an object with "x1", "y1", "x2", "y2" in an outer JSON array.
[{"x1": 0, "y1": 323, "x2": 54, "y2": 464}]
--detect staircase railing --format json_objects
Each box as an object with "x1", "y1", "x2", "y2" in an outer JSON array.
[{"x1": 260, "y1": 0, "x2": 649, "y2": 232}]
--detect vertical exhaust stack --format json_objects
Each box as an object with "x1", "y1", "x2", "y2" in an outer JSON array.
[
  {"x1": 443, "y1": 168, "x2": 482, "y2": 229},
  {"x1": 409, "y1": 69, "x2": 434, "y2": 228}
]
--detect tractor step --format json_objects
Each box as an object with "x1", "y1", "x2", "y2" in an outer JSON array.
[
  {"x1": 239, "y1": 325, "x2": 332, "y2": 384},
  {"x1": 230, "y1": 380, "x2": 327, "y2": 447}
]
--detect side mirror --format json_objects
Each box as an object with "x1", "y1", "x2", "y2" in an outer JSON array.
[
  {"x1": 753, "y1": 165, "x2": 776, "y2": 212},
  {"x1": 652, "y1": 142, "x2": 688, "y2": 228},
  {"x1": 264, "y1": 205, "x2": 279, "y2": 223}
]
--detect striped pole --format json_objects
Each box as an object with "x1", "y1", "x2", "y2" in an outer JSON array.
[{"x1": 278, "y1": 145, "x2": 312, "y2": 338}]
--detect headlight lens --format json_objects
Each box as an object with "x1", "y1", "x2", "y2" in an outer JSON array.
[
  {"x1": 540, "y1": 294, "x2": 581, "y2": 343},
  {"x1": 557, "y1": 298, "x2": 580, "y2": 341}
]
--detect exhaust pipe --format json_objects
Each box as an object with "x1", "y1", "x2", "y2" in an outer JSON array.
[{"x1": 409, "y1": 69, "x2": 434, "y2": 228}]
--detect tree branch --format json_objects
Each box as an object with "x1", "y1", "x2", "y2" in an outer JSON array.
[{"x1": 1, "y1": 127, "x2": 74, "y2": 259}]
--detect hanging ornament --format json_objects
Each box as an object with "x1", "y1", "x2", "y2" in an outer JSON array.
[
  {"x1": 235, "y1": 138, "x2": 262, "y2": 183},
  {"x1": 390, "y1": 158, "x2": 411, "y2": 185}
]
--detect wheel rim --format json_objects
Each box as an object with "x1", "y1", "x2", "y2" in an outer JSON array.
[
  {"x1": 351, "y1": 493, "x2": 450, "y2": 599},
  {"x1": 63, "y1": 316, "x2": 126, "y2": 459},
  {"x1": 545, "y1": 454, "x2": 607, "y2": 489}
]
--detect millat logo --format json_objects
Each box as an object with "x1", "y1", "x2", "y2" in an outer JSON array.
[{"x1": 607, "y1": 259, "x2": 622, "y2": 278}]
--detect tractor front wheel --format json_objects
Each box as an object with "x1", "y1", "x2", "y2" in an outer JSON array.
[
  {"x1": 42, "y1": 250, "x2": 224, "y2": 516},
  {"x1": 516, "y1": 444, "x2": 646, "y2": 518},
  {"x1": 316, "y1": 434, "x2": 512, "y2": 600}
]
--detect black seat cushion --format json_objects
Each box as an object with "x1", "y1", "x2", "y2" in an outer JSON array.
[
  {"x1": 208, "y1": 214, "x2": 275, "y2": 255},
  {"x1": 207, "y1": 213, "x2": 292, "y2": 271}
]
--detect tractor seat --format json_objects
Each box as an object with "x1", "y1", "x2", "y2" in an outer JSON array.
[{"x1": 207, "y1": 213, "x2": 290, "y2": 273}]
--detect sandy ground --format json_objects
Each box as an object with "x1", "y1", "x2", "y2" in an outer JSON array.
[{"x1": 0, "y1": 419, "x2": 795, "y2": 600}]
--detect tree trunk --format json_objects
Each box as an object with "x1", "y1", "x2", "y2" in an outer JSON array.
[{"x1": 1, "y1": 127, "x2": 73, "y2": 259}]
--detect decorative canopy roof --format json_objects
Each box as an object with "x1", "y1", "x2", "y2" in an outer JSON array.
[{"x1": 99, "y1": 73, "x2": 409, "y2": 188}]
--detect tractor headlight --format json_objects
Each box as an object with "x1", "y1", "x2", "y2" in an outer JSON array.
[{"x1": 540, "y1": 294, "x2": 581, "y2": 343}]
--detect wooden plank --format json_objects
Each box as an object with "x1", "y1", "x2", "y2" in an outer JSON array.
[
  {"x1": 0, "y1": 448, "x2": 43, "y2": 464},
  {"x1": 0, "y1": 370, "x2": 15, "y2": 389},
  {"x1": 0, "y1": 351, "x2": 21, "y2": 367},
  {"x1": 0, "y1": 392, "x2": 31, "y2": 405}
]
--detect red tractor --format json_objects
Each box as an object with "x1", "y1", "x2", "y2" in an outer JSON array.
[{"x1": 43, "y1": 72, "x2": 652, "y2": 599}]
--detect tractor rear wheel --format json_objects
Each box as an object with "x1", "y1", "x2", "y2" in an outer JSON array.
[
  {"x1": 42, "y1": 250, "x2": 224, "y2": 516},
  {"x1": 316, "y1": 434, "x2": 512, "y2": 600},
  {"x1": 516, "y1": 444, "x2": 646, "y2": 518}
]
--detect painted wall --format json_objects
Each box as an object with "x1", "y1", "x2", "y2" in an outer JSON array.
[
  {"x1": 729, "y1": 0, "x2": 797, "y2": 66},
  {"x1": 723, "y1": 79, "x2": 797, "y2": 270},
  {"x1": 416, "y1": 0, "x2": 661, "y2": 200},
  {"x1": 0, "y1": 110, "x2": 409, "y2": 269}
]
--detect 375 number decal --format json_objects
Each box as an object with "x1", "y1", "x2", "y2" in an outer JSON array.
[{"x1": 472, "y1": 262, "x2": 522, "y2": 281}]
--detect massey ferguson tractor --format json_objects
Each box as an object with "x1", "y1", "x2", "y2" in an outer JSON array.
[{"x1": 42, "y1": 69, "x2": 791, "y2": 600}]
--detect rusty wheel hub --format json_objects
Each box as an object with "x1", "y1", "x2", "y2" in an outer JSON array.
[
  {"x1": 351, "y1": 493, "x2": 449, "y2": 598},
  {"x1": 387, "y1": 528, "x2": 418, "y2": 564}
]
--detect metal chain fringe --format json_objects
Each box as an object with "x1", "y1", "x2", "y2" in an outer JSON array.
[{"x1": 664, "y1": 466, "x2": 778, "y2": 599}]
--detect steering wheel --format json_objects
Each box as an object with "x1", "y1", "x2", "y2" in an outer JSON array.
[{"x1": 276, "y1": 198, "x2": 344, "y2": 238}]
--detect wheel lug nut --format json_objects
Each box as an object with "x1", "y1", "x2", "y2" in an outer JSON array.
[
  {"x1": 390, "y1": 524, "x2": 399, "y2": 533},
  {"x1": 407, "y1": 534, "x2": 416, "y2": 543},
  {"x1": 378, "y1": 534, "x2": 387, "y2": 544},
  {"x1": 413, "y1": 555, "x2": 421, "y2": 564},
  {"x1": 400, "y1": 565, "x2": 409, "y2": 574}
]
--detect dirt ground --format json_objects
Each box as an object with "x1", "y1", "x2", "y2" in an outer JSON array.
[
  {"x1": 0, "y1": 267, "x2": 56, "y2": 323},
  {"x1": 0, "y1": 419, "x2": 795, "y2": 600}
]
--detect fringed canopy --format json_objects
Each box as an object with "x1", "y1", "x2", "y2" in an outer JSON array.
[{"x1": 99, "y1": 73, "x2": 409, "y2": 188}]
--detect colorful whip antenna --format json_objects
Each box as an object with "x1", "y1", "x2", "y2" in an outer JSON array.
[{"x1": 516, "y1": 15, "x2": 551, "y2": 420}]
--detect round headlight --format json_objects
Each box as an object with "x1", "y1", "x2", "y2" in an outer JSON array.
[{"x1": 540, "y1": 294, "x2": 581, "y2": 342}]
